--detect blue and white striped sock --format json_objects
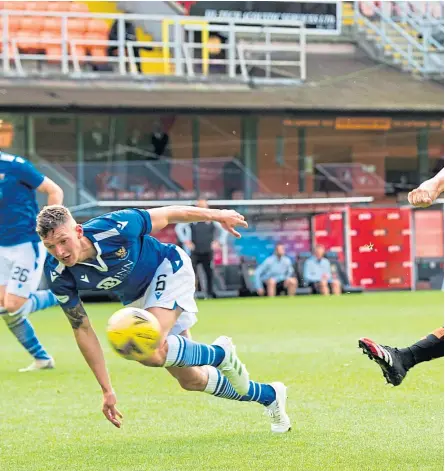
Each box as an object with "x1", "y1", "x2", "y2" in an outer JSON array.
[
  {"x1": 164, "y1": 335, "x2": 225, "y2": 368},
  {"x1": 0, "y1": 290, "x2": 58, "y2": 319},
  {"x1": 28, "y1": 290, "x2": 59, "y2": 313},
  {"x1": 4, "y1": 316, "x2": 51, "y2": 360},
  {"x1": 204, "y1": 366, "x2": 276, "y2": 406}
]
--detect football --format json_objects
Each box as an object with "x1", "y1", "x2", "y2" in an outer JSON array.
[{"x1": 106, "y1": 307, "x2": 161, "y2": 362}]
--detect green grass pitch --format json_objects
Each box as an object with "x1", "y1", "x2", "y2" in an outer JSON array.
[{"x1": 0, "y1": 292, "x2": 443, "y2": 471}]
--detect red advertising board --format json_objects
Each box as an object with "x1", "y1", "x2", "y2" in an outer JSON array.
[
  {"x1": 348, "y1": 208, "x2": 413, "y2": 290},
  {"x1": 312, "y1": 212, "x2": 345, "y2": 261}
]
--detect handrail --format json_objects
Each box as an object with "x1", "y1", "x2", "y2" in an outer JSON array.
[
  {"x1": 0, "y1": 9, "x2": 307, "y2": 83},
  {"x1": 354, "y1": 9, "x2": 424, "y2": 71},
  {"x1": 354, "y1": 1, "x2": 444, "y2": 76},
  {"x1": 357, "y1": 1, "x2": 444, "y2": 53},
  {"x1": 405, "y1": 1, "x2": 444, "y2": 25},
  {"x1": 359, "y1": 2, "x2": 427, "y2": 52}
]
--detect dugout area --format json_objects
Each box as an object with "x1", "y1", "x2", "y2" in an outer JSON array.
[{"x1": 46, "y1": 198, "x2": 443, "y2": 302}]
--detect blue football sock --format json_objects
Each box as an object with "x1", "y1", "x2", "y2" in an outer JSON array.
[
  {"x1": 205, "y1": 366, "x2": 276, "y2": 406},
  {"x1": 4, "y1": 290, "x2": 58, "y2": 318},
  {"x1": 4, "y1": 315, "x2": 51, "y2": 360},
  {"x1": 28, "y1": 290, "x2": 59, "y2": 314},
  {"x1": 164, "y1": 335, "x2": 225, "y2": 368}
]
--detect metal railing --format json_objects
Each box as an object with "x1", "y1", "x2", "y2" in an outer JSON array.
[
  {"x1": 1, "y1": 10, "x2": 307, "y2": 84},
  {"x1": 354, "y1": 1, "x2": 444, "y2": 77}
]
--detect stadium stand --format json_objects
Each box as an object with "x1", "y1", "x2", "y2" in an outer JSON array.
[
  {"x1": 1, "y1": 1, "x2": 443, "y2": 296},
  {"x1": 0, "y1": 1, "x2": 169, "y2": 73}
]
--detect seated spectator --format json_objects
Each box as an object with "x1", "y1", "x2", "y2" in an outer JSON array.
[
  {"x1": 255, "y1": 244, "x2": 298, "y2": 297},
  {"x1": 303, "y1": 245, "x2": 342, "y2": 295}
]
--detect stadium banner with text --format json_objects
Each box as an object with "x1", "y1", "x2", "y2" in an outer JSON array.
[{"x1": 182, "y1": 1, "x2": 342, "y2": 34}]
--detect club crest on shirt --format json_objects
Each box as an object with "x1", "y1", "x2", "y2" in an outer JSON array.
[
  {"x1": 115, "y1": 247, "x2": 128, "y2": 259},
  {"x1": 0, "y1": 174, "x2": 5, "y2": 180}
]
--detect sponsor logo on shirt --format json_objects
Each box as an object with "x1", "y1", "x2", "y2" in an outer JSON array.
[
  {"x1": 95, "y1": 260, "x2": 134, "y2": 290},
  {"x1": 96, "y1": 277, "x2": 123, "y2": 290}
]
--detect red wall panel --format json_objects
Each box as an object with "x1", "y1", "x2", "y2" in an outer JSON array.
[
  {"x1": 313, "y1": 212, "x2": 345, "y2": 262},
  {"x1": 349, "y1": 208, "x2": 412, "y2": 290}
]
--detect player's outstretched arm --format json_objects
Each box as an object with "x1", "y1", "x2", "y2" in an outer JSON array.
[
  {"x1": 62, "y1": 302, "x2": 123, "y2": 428},
  {"x1": 408, "y1": 168, "x2": 444, "y2": 208},
  {"x1": 37, "y1": 177, "x2": 64, "y2": 205},
  {"x1": 148, "y1": 206, "x2": 248, "y2": 238}
]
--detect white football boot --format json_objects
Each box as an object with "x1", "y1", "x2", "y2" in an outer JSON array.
[
  {"x1": 19, "y1": 358, "x2": 55, "y2": 373},
  {"x1": 212, "y1": 336, "x2": 250, "y2": 396},
  {"x1": 265, "y1": 382, "x2": 291, "y2": 433}
]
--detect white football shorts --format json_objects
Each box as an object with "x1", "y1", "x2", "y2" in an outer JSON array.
[
  {"x1": 128, "y1": 246, "x2": 198, "y2": 335},
  {"x1": 0, "y1": 241, "x2": 46, "y2": 299}
]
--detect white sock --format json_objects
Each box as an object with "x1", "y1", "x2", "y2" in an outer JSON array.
[
  {"x1": 163, "y1": 335, "x2": 181, "y2": 367},
  {"x1": 204, "y1": 366, "x2": 219, "y2": 394}
]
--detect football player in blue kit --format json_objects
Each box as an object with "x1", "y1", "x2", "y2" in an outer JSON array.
[
  {"x1": 0, "y1": 151, "x2": 63, "y2": 371},
  {"x1": 37, "y1": 204, "x2": 291, "y2": 433}
]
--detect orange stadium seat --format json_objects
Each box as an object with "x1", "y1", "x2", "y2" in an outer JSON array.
[
  {"x1": 3, "y1": 1, "x2": 25, "y2": 10},
  {"x1": 67, "y1": 18, "x2": 85, "y2": 37},
  {"x1": 2, "y1": 1, "x2": 109, "y2": 65},
  {"x1": 90, "y1": 44, "x2": 108, "y2": 61},
  {"x1": 20, "y1": 16, "x2": 44, "y2": 33},
  {"x1": 43, "y1": 16, "x2": 62, "y2": 33},
  {"x1": 45, "y1": 38, "x2": 63, "y2": 63},
  {"x1": 85, "y1": 19, "x2": 109, "y2": 59},
  {"x1": 47, "y1": 1, "x2": 70, "y2": 12},
  {"x1": 6, "y1": 15, "x2": 21, "y2": 33},
  {"x1": 15, "y1": 30, "x2": 38, "y2": 53},
  {"x1": 84, "y1": 30, "x2": 107, "y2": 59},
  {"x1": 69, "y1": 2, "x2": 89, "y2": 13},
  {"x1": 67, "y1": 20, "x2": 87, "y2": 62},
  {"x1": 87, "y1": 18, "x2": 109, "y2": 35},
  {"x1": 25, "y1": 1, "x2": 45, "y2": 11},
  {"x1": 40, "y1": 30, "x2": 58, "y2": 49}
]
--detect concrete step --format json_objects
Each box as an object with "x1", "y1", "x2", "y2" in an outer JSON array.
[{"x1": 383, "y1": 44, "x2": 438, "y2": 53}]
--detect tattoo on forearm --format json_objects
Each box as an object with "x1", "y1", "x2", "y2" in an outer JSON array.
[{"x1": 63, "y1": 303, "x2": 88, "y2": 329}]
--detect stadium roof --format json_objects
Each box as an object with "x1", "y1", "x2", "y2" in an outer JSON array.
[{"x1": 0, "y1": 53, "x2": 442, "y2": 113}]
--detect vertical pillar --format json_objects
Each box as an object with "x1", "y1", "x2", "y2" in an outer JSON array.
[
  {"x1": 76, "y1": 116, "x2": 84, "y2": 206},
  {"x1": 417, "y1": 127, "x2": 429, "y2": 185},
  {"x1": 242, "y1": 115, "x2": 257, "y2": 199},
  {"x1": 298, "y1": 127, "x2": 306, "y2": 192},
  {"x1": 25, "y1": 114, "x2": 35, "y2": 158},
  {"x1": 192, "y1": 116, "x2": 200, "y2": 196}
]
